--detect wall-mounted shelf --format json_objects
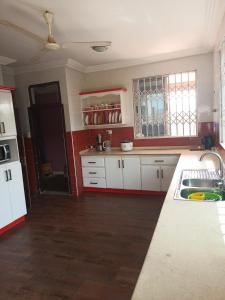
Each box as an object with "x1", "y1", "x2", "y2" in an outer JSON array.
[{"x1": 79, "y1": 88, "x2": 127, "y2": 128}]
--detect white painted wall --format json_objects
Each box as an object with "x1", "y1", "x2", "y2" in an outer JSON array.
[
  {"x1": 0, "y1": 65, "x2": 15, "y2": 86},
  {"x1": 14, "y1": 67, "x2": 70, "y2": 134},
  {"x1": 65, "y1": 67, "x2": 85, "y2": 131},
  {"x1": 213, "y1": 13, "x2": 225, "y2": 123},
  {"x1": 85, "y1": 53, "x2": 214, "y2": 125},
  {"x1": 14, "y1": 52, "x2": 214, "y2": 135}
]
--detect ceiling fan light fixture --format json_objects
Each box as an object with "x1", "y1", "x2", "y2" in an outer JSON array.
[
  {"x1": 91, "y1": 45, "x2": 109, "y2": 52},
  {"x1": 45, "y1": 42, "x2": 60, "y2": 50}
]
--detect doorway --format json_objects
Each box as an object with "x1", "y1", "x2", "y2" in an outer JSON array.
[{"x1": 28, "y1": 82, "x2": 70, "y2": 194}]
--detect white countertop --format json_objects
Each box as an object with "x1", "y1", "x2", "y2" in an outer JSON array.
[
  {"x1": 80, "y1": 147, "x2": 188, "y2": 156},
  {"x1": 131, "y1": 151, "x2": 225, "y2": 300}
]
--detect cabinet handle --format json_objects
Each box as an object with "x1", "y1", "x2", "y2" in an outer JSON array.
[
  {"x1": 157, "y1": 169, "x2": 159, "y2": 178},
  {"x1": 8, "y1": 169, "x2": 12, "y2": 180},
  {"x1": 5, "y1": 170, "x2": 9, "y2": 182},
  {"x1": 88, "y1": 161, "x2": 96, "y2": 164},
  {"x1": 118, "y1": 160, "x2": 121, "y2": 168},
  {"x1": 0, "y1": 122, "x2": 5, "y2": 134},
  {"x1": 2, "y1": 122, "x2": 5, "y2": 133},
  {"x1": 122, "y1": 160, "x2": 124, "y2": 168},
  {"x1": 155, "y1": 160, "x2": 164, "y2": 163},
  {"x1": 90, "y1": 182, "x2": 98, "y2": 185},
  {"x1": 89, "y1": 172, "x2": 97, "y2": 174},
  {"x1": 161, "y1": 169, "x2": 163, "y2": 178}
]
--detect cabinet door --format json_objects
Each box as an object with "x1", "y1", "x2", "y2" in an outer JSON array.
[
  {"x1": 160, "y1": 165, "x2": 176, "y2": 192},
  {"x1": 122, "y1": 156, "x2": 141, "y2": 190},
  {"x1": 0, "y1": 90, "x2": 17, "y2": 137},
  {"x1": 141, "y1": 165, "x2": 160, "y2": 191},
  {"x1": 8, "y1": 162, "x2": 27, "y2": 221},
  {"x1": 0, "y1": 164, "x2": 13, "y2": 228},
  {"x1": 105, "y1": 157, "x2": 123, "y2": 189}
]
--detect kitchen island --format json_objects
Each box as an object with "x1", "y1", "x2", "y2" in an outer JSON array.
[{"x1": 131, "y1": 150, "x2": 225, "y2": 300}]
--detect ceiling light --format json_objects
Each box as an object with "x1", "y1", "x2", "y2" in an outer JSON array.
[{"x1": 91, "y1": 46, "x2": 109, "y2": 52}]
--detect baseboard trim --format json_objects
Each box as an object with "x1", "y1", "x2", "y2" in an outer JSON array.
[
  {"x1": 0, "y1": 216, "x2": 25, "y2": 235},
  {"x1": 82, "y1": 187, "x2": 166, "y2": 196}
]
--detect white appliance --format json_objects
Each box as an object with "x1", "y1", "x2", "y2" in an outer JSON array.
[{"x1": 120, "y1": 139, "x2": 133, "y2": 152}]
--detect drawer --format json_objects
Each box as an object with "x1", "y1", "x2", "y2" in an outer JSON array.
[
  {"x1": 82, "y1": 167, "x2": 105, "y2": 178},
  {"x1": 81, "y1": 156, "x2": 105, "y2": 167},
  {"x1": 83, "y1": 177, "x2": 106, "y2": 188},
  {"x1": 140, "y1": 155, "x2": 179, "y2": 165}
]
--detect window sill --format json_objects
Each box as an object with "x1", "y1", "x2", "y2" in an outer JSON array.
[{"x1": 134, "y1": 135, "x2": 198, "y2": 140}]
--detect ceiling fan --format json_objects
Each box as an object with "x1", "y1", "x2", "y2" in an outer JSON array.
[{"x1": 0, "y1": 10, "x2": 111, "y2": 62}]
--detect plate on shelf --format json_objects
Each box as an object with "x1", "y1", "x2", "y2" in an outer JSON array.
[
  {"x1": 119, "y1": 112, "x2": 122, "y2": 123},
  {"x1": 114, "y1": 111, "x2": 118, "y2": 123},
  {"x1": 98, "y1": 113, "x2": 102, "y2": 125},
  {"x1": 111, "y1": 112, "x2": 115, "y2": 123},
  {"x1": 94, "y1": 112, "x2": 98, "y2": 125},
  {"x1": 108, "y1": 112, "x2": 112, "y2": 124},
  {"x1": 85, "y1": 114, "x2": 89, "y2": 125}
]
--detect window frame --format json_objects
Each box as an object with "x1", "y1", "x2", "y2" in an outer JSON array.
[{"x1": 133, "y1": 70, "x2": 198, "y2": 139}]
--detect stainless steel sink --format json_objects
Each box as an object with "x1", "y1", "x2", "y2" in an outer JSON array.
[
  {"x1": 180, "y1": 188, "x2": 225, "y2": 201},
  {"x1": 182, "y1": 178, "x2": 220, "y2": 188},
  {"x1": 174, "y1": 169, "x2": 224, "y2": 201}
]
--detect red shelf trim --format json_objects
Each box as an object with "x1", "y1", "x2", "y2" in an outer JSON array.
[
  {"x1": 0, "y1": 85, "x2": 16, "y2": 91},
  {"x1": 79, "y1": 88, "x2": 127, "y2": 95},
  {"x1": 0, "y1": 216, "x2": 25, "y2": 235},
  {"x1": 82, "y1": 187, "x2": 166, "y2": 196}
]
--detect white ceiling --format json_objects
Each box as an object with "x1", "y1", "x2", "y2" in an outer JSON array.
[{"x1": 0, "y1": 0, "x2": 225, "y2": 70}]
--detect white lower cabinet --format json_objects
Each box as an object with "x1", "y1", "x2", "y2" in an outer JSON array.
[
  {"x1": 0, "y1": 164, "x2": 12, "y2": 228},
  {"x1": 141, "y1": 155, "x2": 179, "y2": 192},
  {"x1": 141, "y1": 165, "x2": 161, "y2": 191},
  {"x1": 82, "y1": 154, "x2": 178, "y2": 192},
  {"x1": 0, "y1": 161, "x2": 27, "y2": 229},
  {"x1": 105, "y1": 156, "x2": 141, "y2": 190},
  {"x1": 160, "y1": 165, "x2": 176, "y2": 191},
  {"x1": 105, "y1": 157, "x2": 123, "y2": 189},
  {"x1": 122, "y1": 156, "x2": 141, "y2": 190}
]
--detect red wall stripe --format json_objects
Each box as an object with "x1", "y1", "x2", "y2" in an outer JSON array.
[
  {"x1": 0, "y1": 216, "x2": 25, "y2": 235},
  {"x1": 0, "y1": 85, "x2": 16, "y2": 91},
  {"x1": 79, "y1": 88, "x2": 127, "y2": 95}
]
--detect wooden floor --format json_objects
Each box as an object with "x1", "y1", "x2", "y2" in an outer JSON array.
[{"x1": 0, "y1": 192, "x2": 164, "y2": 300}]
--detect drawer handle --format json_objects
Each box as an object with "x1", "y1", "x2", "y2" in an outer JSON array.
[
  {"x1": 89, "y1": 172, "x2": 97, "y2": 174},
  {"x1": 157, "y1": 169, "x2": 159, "y2": 178},
  {"x1": 90, "y1": 182, "x2": 98, "y2": 185},
  {"x1": 88, "y1": 161, "x2": 96, "y2": 164},
  {"x1": 155, "y1": 160, "x2": 164, "y2": 163},
  {"x1": 0, "y1": 122, "x2": 5, "y2": 134},
  {"x1": 5, "y1": 170, "x2": 9, "y2": 182},
  {"x1": 8, "y1": 169, "x2": 12, "y2": 180}
]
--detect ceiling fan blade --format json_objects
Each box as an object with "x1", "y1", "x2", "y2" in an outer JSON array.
[
  {"x1": 30, "y1": 48, "x2": 49, "y2": 63},
  {"x1": 62, "y1": 41, "x2": 111, "y2": 48},
  {"x1": 0, "y1": 20, "x2": 45, "y2": 43}
]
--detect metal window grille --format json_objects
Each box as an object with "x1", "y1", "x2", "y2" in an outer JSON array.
[{"x1": 133, "y1": 71, "x2": 197, "y2": 138}]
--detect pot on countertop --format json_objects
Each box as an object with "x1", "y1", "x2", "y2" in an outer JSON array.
[{"x1": 120, "y1": 139, "x2": 133, "y2": 151}]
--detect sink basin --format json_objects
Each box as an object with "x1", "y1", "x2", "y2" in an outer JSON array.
[
  {"x1": 180, "y1": 188, "x2": 225, "y2": 201},
  {"x1": 182, "y1": 178, "x2": 221, "y2": 188},
  {"x1": 174, "y1": 169, "x2": 224, "y2": 201}
]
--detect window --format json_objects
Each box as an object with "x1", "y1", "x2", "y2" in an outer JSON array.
[
  {"x1": 220, "y1": 43, "x2": 225, "y2": 146},
  {"x1": 133, "y1": 71, "x2": 197, "y2": 138}
]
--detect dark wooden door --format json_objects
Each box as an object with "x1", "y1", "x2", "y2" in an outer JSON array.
[{"x1": 28, "y1": 104, "x2": 70, "y2": 194}]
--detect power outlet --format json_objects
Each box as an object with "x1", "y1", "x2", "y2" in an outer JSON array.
[{"x1": 106, "y1": 130, "x2": 112, "y2": 135}]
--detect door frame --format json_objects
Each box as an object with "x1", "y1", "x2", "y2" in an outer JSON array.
[{"x1": 28, "y1": 81, "x2": 71, "y2": 194}]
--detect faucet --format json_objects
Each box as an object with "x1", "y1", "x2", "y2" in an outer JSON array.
[{"x1": 199, "y1": 151, "x2": 224, "y2": 180}]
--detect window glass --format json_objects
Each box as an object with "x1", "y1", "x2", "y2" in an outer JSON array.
[{"x1": 133, "y1": 71, "x2": 197, "y2": 138}]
